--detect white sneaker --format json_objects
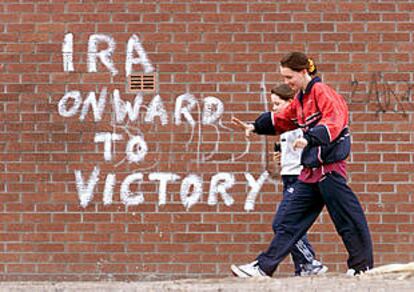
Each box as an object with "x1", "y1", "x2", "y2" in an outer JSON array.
[
  {"x1": 346, "y1": 267, "x2": 369, "y2": 277},
  {"x1": 231, "y1": 260, "x2": 268, "y2": 278},
  {"x1": 300, "y1": 260, "x2": 328, "y2": 276}
]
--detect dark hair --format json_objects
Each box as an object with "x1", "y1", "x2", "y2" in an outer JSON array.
[
  {"x1": 280, "y1": 52, "x2": 317, "y2": 76},
  {"x1": 270, "y1": 84, "x2": 295, "y2": 101}
]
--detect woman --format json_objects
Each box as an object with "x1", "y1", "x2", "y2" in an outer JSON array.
[{"x1": 231, "y1": 52, "x2": 373, "y2": 277}]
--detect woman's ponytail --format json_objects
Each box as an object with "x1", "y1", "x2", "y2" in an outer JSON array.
[{"x1": 307, "y1": 58, "x2": 317, "y2": 76}]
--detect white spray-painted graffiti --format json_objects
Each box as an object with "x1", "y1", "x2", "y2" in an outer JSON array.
[
  {"x1": 60, "y1": 33, "x2": 270, "y2": 211},
  {"x1": 63, "y1": 33, "x2": 154, "y2": 76},
  {"x1": 75, "y1": 168, "x2": 268, "y2": 211}
]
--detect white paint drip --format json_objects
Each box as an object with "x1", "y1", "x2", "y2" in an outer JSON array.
[
  {"x1": 180, "y1": 174, "x2": 203, "y2": 210},
  {"x1": 218, "y1": 118, "x2": 233, "y2": 132},
  {"x1": 202, "y1": 96, "x2": 224, "y2": 125},
  {"x1": 74, "y1": 166, "x2": 100, "y2": 208},
  {"x1": 126, "y1": 135, "x2": 148, "y2": 163},
  {"x1": 79, "y1": 87, "x2": 107, "y2": 122},
  {"x1": 244, "y1": 171, "x2": 269, "y2": 211},
  {"x1": 201, "y1": 97, "x2": 224, "y2": 161},
  {"x1": 202, "y1": 124, "x2": 219, "y2": 161},
  {"x1": 113, "y1": 90, "x2": 143, "y2": 123},
  {"x1": 120, "y1": 173, "x2": 144, "y2": 206},
  {"x1": 103, "y1": 173, "x2": 116, "y2": 205},
  {"x1": 112, "y1": 124, "x2": 146, "y2": 168},
  {"x1": 195, "y1": 101, "x2": 202, "y2": 165},
  {"x1": 125, "y1": 34, "x2": 154, "y2": 76},
  {"x1": 148, "y1": 172, "x2": 180, "y2": 206},
  {"x1": 260, "y1": 76, "x2": 268, "y2": 169},
  {"x1": 232, "y1": 137, "x2": 251, "y2": 162},
  {"x1": 94, "y1": 132, "x2": 123, "y2": 161},
  {"x1": 62, "y1": 33, "x2": 74, "y2": 72},
  {"x1": 87, "y1": 34, "x2": 118, "y2": 76},
  {"x1": 145, "y1": 94, "x2": 168, "y2": 126},
  {"x1": 208, "y1": 172, "x2": 235, "y2": 206},
  {"x1": 58, "y1": 91, "x2": 81, "y2": 117},
  {"x1": 174, "y1": 93, "x2": 197, "y2": 126}
]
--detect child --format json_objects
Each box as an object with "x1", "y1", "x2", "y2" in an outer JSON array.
[{"x1": 232, "y1": 84, "x2": 327, "y2": 277}]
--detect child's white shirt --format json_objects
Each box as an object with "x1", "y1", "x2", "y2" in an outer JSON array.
[{"x1": 280, "y1": 129, "x2": 303, "y2": 176}]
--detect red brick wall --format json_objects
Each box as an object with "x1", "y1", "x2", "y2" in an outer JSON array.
[{"x1": 1, "y1": 1, "x2": 413, "y2": 281}]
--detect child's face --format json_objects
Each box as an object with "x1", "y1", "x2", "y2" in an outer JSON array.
[
  {"x1": 271, "y1": 94, "x2": 291, "y2": 113},
  {"x1": 280, "y1": 66, "x2": 307, "y2": 92}
]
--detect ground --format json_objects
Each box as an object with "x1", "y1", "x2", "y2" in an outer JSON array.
[{"x1": 1, "y1": 273, "x2": 414, "y2": 292}]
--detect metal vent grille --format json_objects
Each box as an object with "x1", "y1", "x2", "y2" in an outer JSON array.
[{"x1": 128, "y1": 73, "x2": 156, "y2": 92}]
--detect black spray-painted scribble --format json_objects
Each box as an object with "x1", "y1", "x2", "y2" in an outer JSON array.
[{"x1": 350, "y1": 72, "x2": 412, "y2": 117}]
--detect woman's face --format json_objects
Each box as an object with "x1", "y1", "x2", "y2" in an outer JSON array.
[
  {"x1": 271, "y1": 94, "x2": 291, "y2": 113},
  {"x1": 280, "y1": 66, "x2": 306, "y2": 92}
]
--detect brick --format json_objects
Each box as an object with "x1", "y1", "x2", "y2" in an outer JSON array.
[
  {"x1": 51, "y1": 13, "x2": 81, "y2": 22},
  {"x1": 97, "y1": 24, "x2": 127, "y2": 32},
  {"x1": 6, "y1": 4, "x2": 34, "y2": 13},
  {"x1": 96, "y1": 3, "x2": 125, "y2": 13},
  {"x1": 248, "y1": 23, "x2": 275, "y2": 32},
  {"x1": 35, "y1": 4, "x2": 64, "y2": 14},
  {"x1": 293, "y1": 33, "x2": 321, "y2": 42},
  {"x1": 174, "y1": 13, "x2": 201, "y2": 22},
  {"x1": 384, "y1": 13, "x2": 410, "y2": 21},
  {"x1": 7, "y1": 264, "x2": 36, "y2": 273},
  {"x1": 367, "y1": 22, "x2": 396, "y2": 32},
  {"x1": 323, "y1": 33, "x2": 350, "y2": 42},
  {"x1": 37, "y1": 24, "x2": 66, "y2": 33},
  {"x1": 263, "y1": 33, "x2": 291, "y2": 42},
  {"x1": 220, "y1": 3, "x2": 246, "y2": 12},
  {"x1": 368, "y1": 3, "x2": 396, "y2": 11},
  {"x1": 38, "y1": 264, "x2": 67, "y2": 273},
  {"x1": 293, "y1": 13, "x2": 321, "y2": 22},
  {"x1": 203, "y1": 32, "x2": 232, "y2": 42},
  {"x1": 277, "y1": 23, "x2": 304, "y2": 32},
  {"x1": 173, "y1": 53, "x2": 201, "y2": 62},
  {"x1": 307, "y1": 23, "x2": 334, "y2": 32},
  {"x1": 213, "y1": 22, "x2": 242, "y2": 34},
  {"x1": 22, "y1": 14, "x2": 50, "y2": 22},
  {"x1": 233, "y1": 14, "x2": 261, "y2": 22},
  {"x1": 96, "y1": 244, "x2": 125, "y2": 252},
  {"x1": 383, "y1": 33, "x2": 410, "y2": 42},
  {"x1": 352, "y1": 13, "x2": 380, "y2": 21},
  {"x1": 279, "y1": 3, "x2": 306, "y2": 11},
  {"x1": 160, "y1": 4, "x2": 186, "y2": 13},
  {"x1": 338, "y1": 23, "x2": 365, "y2": 33},
  {"x1": 190, "y1": 4, "x2": 217, "y2": 13},
  {"x1": 188, "y1": 44, "x2": 216, "y2": 52},
  {"x1": 67, "y1": 264, "x2": 97, "y2": 273},
  {"x1": 323, "y1": 13, "x2": 350, "y2": 21},
  {"x1": 249, "y1": 3, "x2": 277, "y2": 12}
]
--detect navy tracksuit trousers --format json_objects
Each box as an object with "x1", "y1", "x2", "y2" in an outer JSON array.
[
  {"x1": 257, "y1": 171, "x2": 373, "y2": 276},
  {"x1": 273, "y1": 175, "x2": 316, "y2": 275}
]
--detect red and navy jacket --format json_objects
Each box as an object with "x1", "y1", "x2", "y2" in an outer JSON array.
[{"x1": 254, "y1": 77, "x2": 351, "y2": 168}]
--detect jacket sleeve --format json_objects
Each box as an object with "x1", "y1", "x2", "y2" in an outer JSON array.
[
  {"x1": 304, "y1": 83, "x2": 349, "y2": 146},
  {"x1": 253, "y1": 101, "x2": 298, "y2": 135}
]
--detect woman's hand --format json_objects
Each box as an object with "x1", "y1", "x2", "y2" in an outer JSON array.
[
  {"x1": 293, "y1": 137, "x2": 308, "y2": 150},
  {"x1": 232, "y1": 117, "x2": 255, "y2": 137}
]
